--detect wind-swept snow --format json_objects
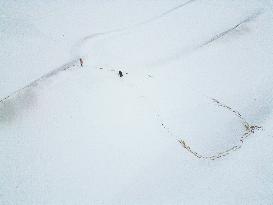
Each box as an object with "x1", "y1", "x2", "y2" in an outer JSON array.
[{"x1": 1, "y1": 0, "x2": 273, "y2": 204}]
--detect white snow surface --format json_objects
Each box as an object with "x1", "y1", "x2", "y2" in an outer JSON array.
[{"x1": 1, "y1": 0, "x2": 273, "y2": 204}]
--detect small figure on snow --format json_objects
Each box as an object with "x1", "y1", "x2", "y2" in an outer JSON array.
[
  {"x1": 118, "y1": 70, "x2": 123, "y2": 77},
  {"x1": 80, "y1": 58, "x2": 83, "y2": 67}
]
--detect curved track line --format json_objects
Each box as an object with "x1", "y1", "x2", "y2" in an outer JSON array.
[
  {"x1": 3, "y1": 0, "x2": 199, "y2": 101},
  {"x1": 128, "y1": 0, "x2": 197, "y2": 28},
  {"x1": 159, "y1": 98, "x2": 261, "y2": 160},
  {"x1": 125, "y1": 74, "x2": 262, "y2": 160},
  {"x1": 0, "y1": 3, "x2": 263, "y2": 160},
  {"x1": 71, "y1": 0, "x2": 198, "y2": 58},
  {"x1": 18, "y1": 6, "x2": 263, "y2": 98}
]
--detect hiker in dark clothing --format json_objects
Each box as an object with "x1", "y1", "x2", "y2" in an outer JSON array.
[
  {"x1": 118, "y1": 70, "x2": 123, "y2": 77},
  {"x1": 80, "y1": 58, "x2": 83, "y2": 67}
]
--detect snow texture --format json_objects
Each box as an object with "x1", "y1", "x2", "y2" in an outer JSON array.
[{"x1": 1, "y1": 0, "x2": 273, "y2": 204}]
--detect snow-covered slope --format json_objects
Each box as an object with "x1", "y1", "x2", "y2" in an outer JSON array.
[{"x1": 1, "y1": 0, "x2": 273, "y2": 204}]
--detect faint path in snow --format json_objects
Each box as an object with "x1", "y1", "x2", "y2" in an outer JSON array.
[
  {"x1": 200, "y1": 10, "x2": 263, "y2": 48},
  {"x1": 70, "y1": 32, "x2": 110, "y2": 58},
  {"x1": 147, "y1": 10, "x2": 264, "y2": 67},
  {"x1": 0, "y1": 59, "x2": 81, "y2": 104},
  {"x1": 71, "y1": 0, "x2": 198, "y2": 58},
  {"x1": 0, "y1": 3, "x2": 263, "y2": 104},
  {"x1": 0, "y1": 59, "x2": 82, "y2": 123},
  {"x1": 2, "y1": 0, "x2": 200, "y2": 103},
  {"x1": 73, "y1": 8, "x2": 263, "y2": 68},
  {"x1": 128, "y1": 0, "x2": 197, "y2": 27},
  {"x1": 0, "y1": 2, "x2": 265, "y2": 160},
  {"x1": 127, "y1": 74, "x2": 263, "y2": 160},
  {"x1": 157, "y1": 98, "x2": 262, "y2": 160},
  {"x1": 0, "y1": 58, "x2": 263, "y2": 160}
]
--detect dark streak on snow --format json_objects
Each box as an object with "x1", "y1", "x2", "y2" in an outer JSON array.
[
  {"x1": 200, "y1": 10, "x2": 263, "y2": 47},
  {"x1": 0, "y1": 58, "x2": 82, "y2": 106},
  {"x1": 155, "y1": 96, "x2": 262, "y2": 160},
  {"x1": 141, "y1": 10, "x2": 263, "y2": 68},
  {"x1": 0, "y1": 89, "x2": 37, "y2": 123},
  {"x1": 175, "y1": 98, "x2": 262, "y2": 160}
]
